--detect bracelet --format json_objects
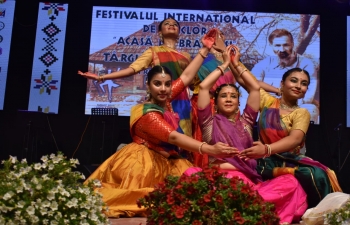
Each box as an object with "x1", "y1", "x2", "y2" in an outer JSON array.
[
  {"x1": 238, "y1": 68, "x2": 248, "y2": 77},
  {"x1": 198, "y1": 50, "x2": 208, "y2": 58},
  {"x1": 97, "y1": 76, "x2": 101, "y2": 82},
  {"x1": 217, "y1": 66, "x2": 225, "y2": 76},
  {"x1": 263, "y1": 144, "x2": 272, "y2": 159},
  {"x1": 198, "y1": 142, "x2": 207, "y2": 155},
  {"x1": 101, "y1": 75, "x2": 105, "y2": 82}
]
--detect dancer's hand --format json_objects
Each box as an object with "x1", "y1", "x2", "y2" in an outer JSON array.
[
  {"x1": 212, "y1": 30, "x2": 226, "y2": 53},
  {"x1": 204, "y1": 142, "x2": 239, "y2": 158},
  {"x1": 239, "y1": 141, "x2": 266, "y2": 160},
  {"x1": 78, "y1": 70, "x2": 98, "y2": 80},
  {"x1": 202, "y1": 28, "x2": 218, "y2": 49},
  {"x1": 222, "y1": 45, "x2": 234, "y2": 66},
  {"x1": 229, "y1": 45, "x2": 242, "y2": 67}
]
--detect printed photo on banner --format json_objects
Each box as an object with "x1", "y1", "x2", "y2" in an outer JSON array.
[{"x1": 86, "y1": 6, "x2": 320, "y2": 124}]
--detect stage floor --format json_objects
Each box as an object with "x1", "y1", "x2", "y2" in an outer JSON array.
[{"x1": 109, "y1": 217, "x2": 300, "y2": 224}]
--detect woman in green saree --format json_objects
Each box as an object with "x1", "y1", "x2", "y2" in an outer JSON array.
[{"x1": 234, "y1": 65, "x2": 342, "y2": 208}]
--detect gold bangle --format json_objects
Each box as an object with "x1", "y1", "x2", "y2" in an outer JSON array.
[
  {"x1": 198, "y1": 142, "x2": 207, "y2": 155},
  {"x1": 198, "y1": 50, "x2": 208, "y2": 58},
  {"x1": 239, "y1": 68, "x2": 248, "y2": 77},
  {"x1": 101, "y1": 75, "x2": 105, "y2": 82},
  {"x1": 217, "y1": 66, "x2": 224, "y2": 76},
  {"x1": 97, "y1": 76, "x2": 101, "y2": 82}
]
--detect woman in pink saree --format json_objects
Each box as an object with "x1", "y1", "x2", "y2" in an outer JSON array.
[{"x1": 185, "y1": 45, "x2": 307, "y2": 224}]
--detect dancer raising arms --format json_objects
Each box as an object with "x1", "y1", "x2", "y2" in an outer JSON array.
[{"x1": 84, "y1": 36, "x2": 237, "y2": 218}]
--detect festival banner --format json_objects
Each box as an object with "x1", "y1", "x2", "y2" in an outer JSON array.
[
  {"x1": 27, "y1": 2, "x2": 68, "y2": 114},
  {"x1": 0, "y1": 0, "x2": 16, "y2": 110},
  {"x1": 86, "y1": 6, "x2": 320, "y2": 123}
]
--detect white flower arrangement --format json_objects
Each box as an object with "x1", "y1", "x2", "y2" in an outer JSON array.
[
  {"x1": 324, "y1": 199, "x2": 350, "y2": 225},
  {"x1": 0, "y1": 152, "x2": 109, "y2": 225}
]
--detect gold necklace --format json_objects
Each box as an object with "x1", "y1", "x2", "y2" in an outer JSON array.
[
  {"x1": 228, "y1": 118, "x2": 235, "y2": 123},
  {"x1": 211, "y1": 50, "x2": 222, "y2": 58},
  {"x1": 164, "y1": 44, "x2": 176, "y2": 50},
  {"x1": 280, "y1": 103, "x2": 299, "y2": 110}
]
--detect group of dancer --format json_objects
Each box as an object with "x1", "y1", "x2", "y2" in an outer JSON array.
[{"x1": 78, "y1": 18, "x2": 342, "y2": 224}]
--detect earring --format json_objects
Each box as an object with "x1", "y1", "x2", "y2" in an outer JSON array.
[
  {"x1": 214, "y1": 106, "x2": 218, "y2": 113},
  {"x1": 278, "y1": 87, "x2": 283, "y2": 96},
  {"x1": 146, "y1": 90, "x2": 151, "y2": 100}
]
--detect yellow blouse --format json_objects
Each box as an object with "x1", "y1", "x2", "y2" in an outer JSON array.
[{"x1": 260, "y1": 88, "x2": 311, "y2": 134}]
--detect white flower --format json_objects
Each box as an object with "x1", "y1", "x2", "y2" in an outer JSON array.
[
  {"x1": 16, "y1": 200, "x2": 26, "y2": 208},
  {"x1": 52, "y1": 156, "x2": 62, "y2": 164},
  {"x1": 41, "y1": 155, "x2": 49, "y2": 163},
  {"x1": 47, "y1": 192, "x2": 55, "y2": 201},
  {"x1": 40, "y1": 207, "x2": 48, "y2": 215},
  {"x1": 34, "y1": 163, "x2": 42, "y2": 170},
  {"x1": 50, "y1": 220, "x2": 59, "y2": 225},
  {"x1": 16, "y1": 186, "x2": 23, "y2": 193},
  {"x1": 80, "y1": 211, "x2": 88, "y2": 218},
  {"x1": 50, "y1": 201, "x2": 58, "y2": 211},
  {"x1": 70, "y1": 214, "x2": 77, "y2": 220},
  {"x1": 70, "y1": 158, "x2": 80, "y2": 165},
  {"x1": 93, "y1": 179, "x2": 102, "y2": 188},
  {"x1": 48, "y1": 164, "x2": 54, "y2": 170},
  {"x1": 26, "y1": 205, "x2": 35, "y2": 215},
  {"x1": 66, "y1": 198, "x2": 78, "y2": 208},
  {"x1": 3, "y1": 191, "x2": 15, "y2": 200},
  {"x1": 9, "y1": 155, "x2": 17, "y2": 164},
  {"x1": 42, "y1": 200, "x2": 51, "y2": 208}
]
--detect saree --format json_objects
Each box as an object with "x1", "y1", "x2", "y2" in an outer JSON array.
[
  {"x1": 151, "y1": 46, "x2": 192, "y2": 138},
  {"x1": 191, "y1": 53, "x2": 235, "y2": 167},
  {"x1": 85, "y1": 78, "x2": 193, "y2": 218},
  {"x1": 197, "y1": 103, "x2": 307, "y2": 224},
  {"x1": 257, "y1": 92, "x2": 342, "y2": 208}
]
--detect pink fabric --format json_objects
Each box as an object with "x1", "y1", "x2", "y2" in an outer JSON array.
[{"x1": 184, "y1": 167, "x2": 307, "y2": 224}]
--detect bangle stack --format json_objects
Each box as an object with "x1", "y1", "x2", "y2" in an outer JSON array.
[
  {"x1": 198, "y1": 142, "x2": 207, "y2": 155},
  {"x1": 263, "y1": 144, "x2": 272, "y2": 159},
  {"x1": 198, "y1": 50, "x2": 208, "y2": 58},
  {"x1": 217, "y1": 66, "x2": 225, "y2": 76}
]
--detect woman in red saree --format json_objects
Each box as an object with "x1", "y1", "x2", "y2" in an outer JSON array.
[
  {"x1": 84, "y1": 44, "x2": 237, "y2": 218},
  {"x1": 185, "y1": 45, "x2": 308, "y2": 224}
]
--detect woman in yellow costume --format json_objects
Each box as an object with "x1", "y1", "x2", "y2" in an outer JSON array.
[
  {"x1": 234, "y1": 63, "x2": 342, "y2": 208},
  {"x1": 84, "y1": 40, "x2": 238, "y2": 218},
  {"x1": 79, "y1": 18, "x2": 193, "y2": 140}
]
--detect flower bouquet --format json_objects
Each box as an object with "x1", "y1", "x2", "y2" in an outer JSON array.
[
  {"x1": 324, "y1": 193, "x2": 350, "y2": 225},
  {"x1": 0, "y1": 152, "x2": 108, "y2": 225},
  {"x1": 138, "y1": 167, "x2": 279, "y2": 225}
]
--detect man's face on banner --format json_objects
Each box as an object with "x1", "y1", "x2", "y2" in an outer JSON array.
[{"x1": 271, "y1": 36, "x2": 294, "y2": 59}]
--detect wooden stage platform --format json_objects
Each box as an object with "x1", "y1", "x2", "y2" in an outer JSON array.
[{"x1": 108, "y1": 217, "x2": 301, "y2": 224}]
